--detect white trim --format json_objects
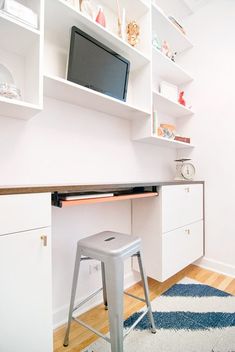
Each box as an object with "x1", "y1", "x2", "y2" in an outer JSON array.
[
  {"x1": 195, "y1": 257, "x2": 235, "y2": 278},
  {"x1": 53, "y1": 270, "x2": 141, "y2": 329}
]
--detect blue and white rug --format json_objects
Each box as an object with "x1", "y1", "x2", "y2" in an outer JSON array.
[{"x1": 82, "y1": 278, "x2": 235, "y2": 352}]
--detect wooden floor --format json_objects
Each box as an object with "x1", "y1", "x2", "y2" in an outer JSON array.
[{"x1": 54, "y1": 264, "x2": 235, "y2": 351}]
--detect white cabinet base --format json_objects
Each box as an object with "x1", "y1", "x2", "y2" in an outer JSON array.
[
  {"x1": 132, "y1": 184, "x2": 204, "y2": 282},
  {"x1": 0, "y1": 227, "x2": 52, "y2": 351},
  {"x1": 0, "y1": 193, "x2": 53, "y2": 352}
]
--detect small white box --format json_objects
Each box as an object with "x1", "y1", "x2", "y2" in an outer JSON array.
[
  {"x1": 160, "y1": 81, "x2": 178, "y2": 102},
  {"x1": 0, "y1": 0, "x2": 38, "y2": 29}
]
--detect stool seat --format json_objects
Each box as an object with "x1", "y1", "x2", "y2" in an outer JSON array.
[{"x1": 78, "y1": 231, "x2": 141, "y2": 257}]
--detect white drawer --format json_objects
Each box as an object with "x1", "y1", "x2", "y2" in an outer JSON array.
[
  {"x1": 0, "y1": 193, "x2": 51, "y2": 235},
  {"x1": 162, "y1": 184, "x2": 203, "y2": 233},
  {"x1": 162, "y1": 220, "x2": 203, "y2": 281}
]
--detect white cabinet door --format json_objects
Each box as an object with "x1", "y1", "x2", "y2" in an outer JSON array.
[
  {"x1": 0, "y1": 193, "x2": 51, "y2": 236},
  {"x1": 0, "y1": 228, "x2": 53, "y2": 352},
  {"x1": 162, "y1": 184, "x2": 203, "y2": 233},
  {"x1": 162, "y1": 220, "x2": 203, "y2": 281}
]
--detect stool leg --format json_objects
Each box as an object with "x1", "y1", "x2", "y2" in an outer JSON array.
[
  {"x1": 137, "y1": 251, "x2": 156, "y2": 333},
  {"x1": 63, "y1": 245, "x2": 82, "y2": 347},
  {"x1": 101, "y1": 262, "x2": 108, "y2": 310},
  {"x1": 105, "y1": 259, "x2": 124, "y2": 352}
]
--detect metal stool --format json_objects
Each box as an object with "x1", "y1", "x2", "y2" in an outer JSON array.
[{"x1": 63, "y1": 231, "x2": 156, "y2": 352}]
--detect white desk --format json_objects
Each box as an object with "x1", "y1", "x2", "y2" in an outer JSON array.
[{"x1": 0, "y1": 181, "x2": 204, "y2": 352}]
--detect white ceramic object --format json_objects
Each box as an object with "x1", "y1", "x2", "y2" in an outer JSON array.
[
  {"x1": 0, "y1": 64, "x2": 21, "y2": 99},
  {"x1": 160, "y1": 81, "x2": 178, "y2": 102}
]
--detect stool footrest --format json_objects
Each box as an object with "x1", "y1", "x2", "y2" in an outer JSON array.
[
  {"x1": 73, "y1": 287, "x2": 103, "y2": 313},
  {"x1": 124, "y1": 291, "x2": 146, "y2": 303},
  {"x1": 124, "y1": 308, "x2": 149, "y2": 339},
  {"x1": 73, "y1": 317, "x2": 111, "y2": 343}
]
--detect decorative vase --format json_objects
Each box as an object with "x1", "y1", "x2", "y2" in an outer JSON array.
[
  {"x1": 126, "y1": 21, "x2": 140, "y2": 47},
  {"x1": 80, "y1": 0, "x2": 94, "y2": 19},
  {"x1": 95, "y1": 6, "x2": 106, "y2": 27},
  {"x1": 178, "y1": 91, "x2": 186, "y2": 106}
]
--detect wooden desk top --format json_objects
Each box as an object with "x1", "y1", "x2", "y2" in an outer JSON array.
[{"x1": 0, "y1": 181, "x2": 204, "y2": 195}]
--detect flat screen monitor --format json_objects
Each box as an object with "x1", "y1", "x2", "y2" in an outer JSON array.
[{"x1": 67, "y1": 26, "x2": 130, "y2": 102}]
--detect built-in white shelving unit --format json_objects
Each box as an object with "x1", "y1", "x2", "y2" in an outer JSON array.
[
  {"x1": 132, "y1": 0, "x2": 195, "y2": 149},
  {"x1": 43, "y1": 0, "x2": 151, "y2": 121},
  {"x1": 153, "y1": 90, "x2": 194, "y2": 118},
  {"x1": 0, "y1": 0, "x2": 195, "y2": 151},
  {"x1": 0, "y1": 1, "x2": 43, "y2": 119}
]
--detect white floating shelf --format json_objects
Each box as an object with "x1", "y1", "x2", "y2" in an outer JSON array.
[
  {"x1": 44, "y1": 74, "x2": 151, "y2": 120},
  {"x1": 153, "y1": 91, "x2": 194, "y2": 118},
  {"x1": 0, "y1": 11, "x2": 40, "y2": 55},
  {"x1": 152, "y1": 48, "x2": 193, "y2": 86},
  {"x1": 0, "y1": 96, "x2": 42, "y2": 120},
  {"x1": 135, "y1": 136, "x2": 195, "y2": 149},
  {"x1": 152, "y1": 3, "x2": 193, "y2": 53},
  {"x1": 45, "y1": 0, "x2": 150, "y2": 72}
]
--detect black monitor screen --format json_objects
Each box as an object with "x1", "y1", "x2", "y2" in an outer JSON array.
[{"x1": 67, "y1": 27, "x2": 130, "y2": 101}]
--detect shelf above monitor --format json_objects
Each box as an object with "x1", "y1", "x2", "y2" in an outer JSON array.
[{"x1": 44, "y1": 74, "x2": 151, "y2": 120}]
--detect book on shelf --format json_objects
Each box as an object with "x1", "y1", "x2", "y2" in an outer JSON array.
[
  {"x1": 174, "y1": 136, "x2": 190, "y2": 144},
  {"x1": 168, "y1": 16, "x2": 186, "y2": 35}
]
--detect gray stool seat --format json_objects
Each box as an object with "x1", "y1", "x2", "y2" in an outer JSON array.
[
  {"x1": 64, "y1": 231, "x2": 156, "y2": 352},
  {"x1": 78, "y1": 231, "x2": 141, "y2": 257}
]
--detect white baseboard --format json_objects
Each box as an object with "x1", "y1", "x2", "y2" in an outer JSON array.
[
  {"x1": 195, "y1": 257, "x2": 235, "y2": 278},
  {"x1": 53, "y1": 270, "x2": 141, "y2": 330}
]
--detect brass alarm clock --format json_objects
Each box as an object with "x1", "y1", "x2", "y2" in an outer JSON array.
[{"x1": 174, "y1": 158, "x2": 196, "y2": 180}]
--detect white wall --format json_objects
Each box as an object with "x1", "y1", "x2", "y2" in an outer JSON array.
[
  {"x1": 0, "y1": 97, "x2": 175, "y2": 327},
  {"x1": 177, "y1": 0, "x2": 235, "y2": 276},
  {"x1": 0, "y1": 98, "x2": 174, "y2": 185}
]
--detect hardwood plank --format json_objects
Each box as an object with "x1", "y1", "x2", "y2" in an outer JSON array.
[{"x1": 224, "y1": 279, "x2": 235, "y2": 295}]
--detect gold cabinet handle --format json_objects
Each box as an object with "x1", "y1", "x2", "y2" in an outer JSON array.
[
  {"x1": 41, "y1": 235, "x2": 48, "y2": 247},
  {"x1": 185, "y1": 229, "x2": 191, "y2": 235}
]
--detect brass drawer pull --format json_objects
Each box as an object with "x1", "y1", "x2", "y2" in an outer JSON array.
[{"x1": 41, "y1": 235, "x2": 48, "y2": 247}]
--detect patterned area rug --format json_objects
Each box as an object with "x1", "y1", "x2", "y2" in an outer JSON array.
[{"x1": 82, "y1": 278, "x2": 235, "y2": 352}]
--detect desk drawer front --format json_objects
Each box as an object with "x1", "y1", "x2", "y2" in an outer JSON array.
[
  {"x1": 162, "y1": 220, "x2": 203, "y2": 281},
  {"x1": 0, "y1": 193, "x2": 51, "y2": 236},
  {"x1": 162, "y1": 184, "x2": 203, "y2": 233}
]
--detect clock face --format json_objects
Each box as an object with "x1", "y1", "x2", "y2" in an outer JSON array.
[{"x1": 181, "y1": 163, "x2": 195, "y2": 180}]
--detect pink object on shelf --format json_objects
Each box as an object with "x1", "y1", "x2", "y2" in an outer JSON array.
[
  {"x1": 178, "y1": 91, "x2": 186, "y2": 106},
  {"x1": 96, "y1": 6, "x2": 106, "y2": 27}
]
